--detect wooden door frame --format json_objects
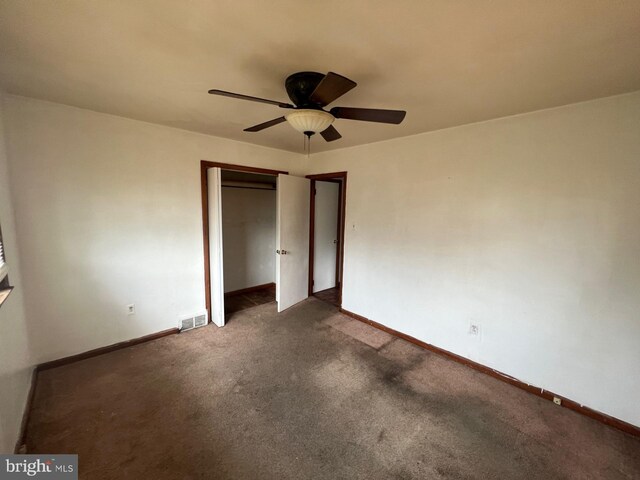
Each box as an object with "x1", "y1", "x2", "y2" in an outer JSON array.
[
  {"x1": 201, "y1": 160, "x2": 288, "y2": 322},
  {"x1": 306, "y1": 171, "x2": 348, "y2": 306}
]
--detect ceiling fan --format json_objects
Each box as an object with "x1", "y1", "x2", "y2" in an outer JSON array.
[{"x1": 208, "y1": 71, "x2": 406, "y2": 142}]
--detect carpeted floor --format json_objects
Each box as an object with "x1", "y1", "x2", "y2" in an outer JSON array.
[{"x1": 26, "y1": 298, "x2": 640, "y2": 479}]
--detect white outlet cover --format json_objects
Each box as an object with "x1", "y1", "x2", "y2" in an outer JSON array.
[
  {"x1": 127, "y1": 304, "x2": 135, "y2": 315},
  {"x1": 469, "y1": 323, "x2": 480, "y2": 335}
]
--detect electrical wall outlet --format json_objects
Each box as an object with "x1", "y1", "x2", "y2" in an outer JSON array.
[
  {"x1": 553, "y1": 396, "x2": 562, "y2": 406},
  {"x1": 127, "y1": 304, "x2": 135, "y2": 315},
  {"x1": 469, "y1": 323, "x2": 480, "y2": 335}
]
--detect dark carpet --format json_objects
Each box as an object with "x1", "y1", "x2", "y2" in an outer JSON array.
[{"x1": 26, "y1": 298, "x2": 640, "y2": 479}]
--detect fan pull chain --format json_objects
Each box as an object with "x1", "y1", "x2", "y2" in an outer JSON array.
[{"x1": 303, "y1": 134, "x2": 312, "y2": 158}]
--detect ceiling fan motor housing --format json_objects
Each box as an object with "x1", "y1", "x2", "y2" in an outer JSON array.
[{"x1": 285, "y1": 71, "x2": 325, "y2": 108}]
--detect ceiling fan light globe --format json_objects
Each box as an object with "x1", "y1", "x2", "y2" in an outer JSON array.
[{"x1": 285, "y1": 109, "x2": 334, "y2": 135}]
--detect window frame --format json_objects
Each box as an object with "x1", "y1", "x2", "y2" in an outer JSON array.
[
  {"x1": 0, "y1": 222, "x2": 12, "y2": 308},
  {"x1": 0, "y1": 223, "x2": 6, "y2": 282}
]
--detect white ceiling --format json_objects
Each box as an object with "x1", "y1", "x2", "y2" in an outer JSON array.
[{"x1": 1, "y1": 0, "x2": 639, "y2": 153}]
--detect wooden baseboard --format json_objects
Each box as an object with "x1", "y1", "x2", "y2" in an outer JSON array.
[
  {"x1": 340, "y1": 308, "x2": 640, "y2": 438},
  {"x1": 14, "y1": 367, "x2": 38, "y2": 454},
  {"x1": 37, "y1": 327, "x2": 179, "y2": 372},
  {"x1": 224, "y1": 282, "x2": 275, "y2": 298}
]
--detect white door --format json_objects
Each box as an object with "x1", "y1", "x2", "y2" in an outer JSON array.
[
  {"x1": 313, "y1": 181, "x2": 340, "y2": 292},
  {"x1": 276, "y1": 174, "x2": 310, "y2": 312},
  {"x1": 207, "y1": 167, "x2": 225, "y2": 326}
]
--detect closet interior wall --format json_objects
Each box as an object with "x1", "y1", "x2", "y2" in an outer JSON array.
[{"x1": 221, "y1": 171, "x2": 277, "y2": 294}]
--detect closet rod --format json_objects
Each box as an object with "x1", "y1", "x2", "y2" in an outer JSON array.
[{"x1": 221, "y1": 185, "x2": 275, "y2": 191}]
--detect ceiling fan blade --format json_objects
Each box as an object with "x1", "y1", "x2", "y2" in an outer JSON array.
[
  {"x1": 208, "y1": 89, "x2": 294, "y2": 109},
  {"x1": 309, "y1": 72, "x2": 357, "y2": 106},
  {"x1": 243, "y1": 116, "x2": 287, "y2": 132},
  {"x1": 320, "y1": 125, "x2": 342, "y2": 142},
  {"x1": 330, "y1": 107, "x2": 406, "y2": 124}
]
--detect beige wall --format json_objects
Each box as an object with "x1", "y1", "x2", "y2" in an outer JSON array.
[
  {"x1": 222, "y1": 187, "x2": 276, "y2": 293},
  {"x1": 0, "y1": 94, "x2": 32, "y2": 453},
  {"x1": 3, "y1": 95, "x2": 301, "y2": 365},
  {"x1": 310, "y1": 92, "x2": 640, "y2": 427}
]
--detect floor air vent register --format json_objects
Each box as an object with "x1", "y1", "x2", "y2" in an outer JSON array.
[{"x1": 179, "y1": 312, "x2": 208, "y2": 332}]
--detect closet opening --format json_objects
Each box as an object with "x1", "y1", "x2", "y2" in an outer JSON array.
[
  {"x1": 220, "y1": 170, "x2": 278, "y2": 319},
  {"x1": 201, "y1": 161, "x2": 288, "y2": 326}
]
